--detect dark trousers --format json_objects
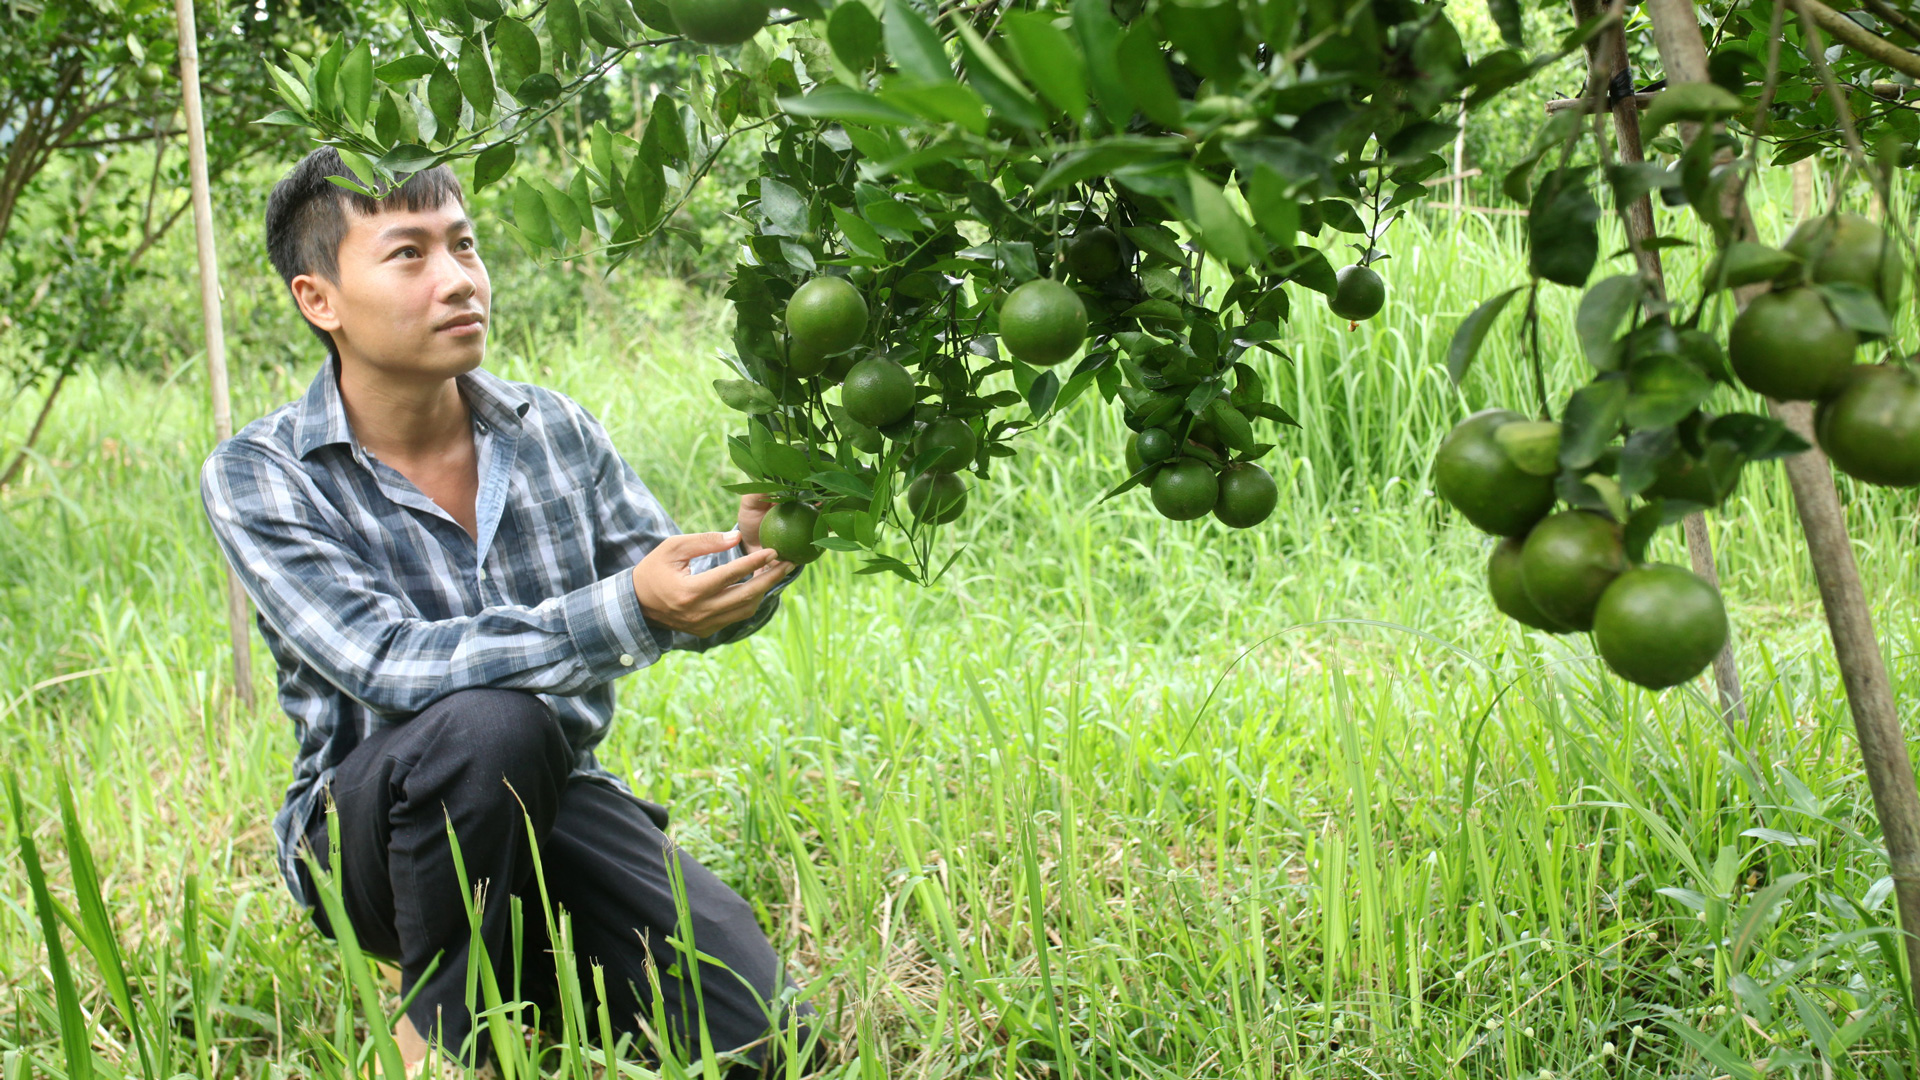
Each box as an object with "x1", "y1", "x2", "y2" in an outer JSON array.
[{"x1": 295, "y1": 689, "x2": 819, "y2": 1073}]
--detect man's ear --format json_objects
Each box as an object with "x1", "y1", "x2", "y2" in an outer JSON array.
[{"x1": 289, "y1": 273, "x2": 342, "y2": 332}]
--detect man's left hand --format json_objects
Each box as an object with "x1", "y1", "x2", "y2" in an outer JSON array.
[{"x1": 735, "y1": 493, "x2": 775, "y2": 554}]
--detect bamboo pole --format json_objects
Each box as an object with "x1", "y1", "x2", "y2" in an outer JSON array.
[
  {"x1": 1644, "y1": 0, "x2": 1920, "y2": 990},
  {"x1": 173, "y1": 0, "x2": 255, "y2": 712},
  {"x1": 1570, "y1": 0, "x2": 1748, "y2": 724}
]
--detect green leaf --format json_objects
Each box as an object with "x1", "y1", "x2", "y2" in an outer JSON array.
[
  {"x1": 1034, "y1": 138, "x2": 1176, "y2": 196},
  {"x1": 885, "y1": 0, "x2": 954, "y2": 84},
  {"x1": 1818, "y1": 281, "x2": 1893, "y2": 337},
  {"x1": 267, "y1": 62, "x2": 313, "y2": 113},
  {"x1": 11, "y1": 775, "x2": 96, "y2": 1080},
  {"x1": 428, "y1": 65, "x2": 463, "y2": 140},
  {"x1": 1640, "y1": 82, "x2": 1747, "y2": 138},
  {"x1": 1559, "y1": 376, "x2": 1628, "y2": 469},
  {"x1": 831, "y1": 204, "x2": 887, "y2": 258},
  {"x1": 513, "y1": 177, "x2": 554, "y2": 248},
  {"x1": 647, "y1": 93, "x2": 689, "y2": 160},
  {"x1": 1488, "y1": 0, "x2": 1524, "y2": 47},
  {"x1": 548, "y1": 0, "x2": 584, "y2": 64},
  {"x1": 1118, "y1": 21, "x2": 1179, "y2": 127},
  {"x1": 1188, "y1": 170, "x2": 1257, "y2": 267},
  {"x1": 1124, "y1": 223, "x2": 1187, "y2": 267},
  {"x1": 493, "y1": 17, "x2": 542, "y2": 97},
  {"x1": 951, "y1": 20, "x2": 1044, "y2": 129},
  {"x1": 375, "y1": 54, "x2": 441, "y2": 82},
  {"x1": 1528, "y1": 170, "x2": 1600, "y2": 287},
  {"x1": 828, "y1": 0, "x2": 883, "y2": 70},
  {"x1": 758, "y1": 177, "x2": 808, "y2": 237},
  {"x1": 457, "y1": 38, "x2": 496, "y2": 117},
  {"x1": 375, "y1": 90, "x2": 403, "y2": 144},
  {"x1": 1576, "y1": 274, "x2": 1641, "y2": 373},
  {"x1": 255, "y1": 108, "x2": 309, "y2": 126},
  {"x1": 1158, "y1": 0, "x2": 1244, "y2": 82},
  {"x1": 339, "y1": 41, "x2": 375, "y2": 127},
  {"x1": 1715, "y1": 241, "x2": 1797, "y2": 289},
  {"x1": 1245, "y1": 167, "x2": 1298, "y2": 248},
  {"x1": 1494, "y1": 420, "x2": 1562, "y2": 476},
  {"x1": 516, "y1": 73, "x2": 561, "y2": 103},
  {"x1": 876, "y1": 81, "x2": 988, "y2": 135},
  {"x1": 1072, "y1": 0, "x2": 1132, "y2": 125},
  {"x1": 474, "y1": 142, "x2": 516, "y2": 191},
  {"x1": 537, "y1": 177, "x2": 583, "y2": 241},
  {"x1": 778, "y1": 86, "x2": 916, "y2": 125},
  {"x1": 376, "y1": 144, "x2": 439, "y2": 174},
  {"x1": 714, "y1": 379, "x2": 779, "y2": 412},
  {"x1": 1446, "y1": 285, "x2": 1523, "y2": 384},
  {"x1": 1004, "y1": 10, "x2": 1086, "y2": 120}
]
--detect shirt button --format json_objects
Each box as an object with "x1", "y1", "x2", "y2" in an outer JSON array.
[
  {"x1": 618, "y1": 653, "x2": 634, "y2": 666},
  {"x1": 477, "y1": 567, "x2": 488, "y2": 581}
]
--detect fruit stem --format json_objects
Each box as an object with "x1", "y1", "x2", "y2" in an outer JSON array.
[{"x1": 1650, "y1": 0, "x2": 1920, "y2": 1010}]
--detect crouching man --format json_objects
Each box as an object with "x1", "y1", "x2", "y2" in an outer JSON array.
[{"x1": 200, "y1": 147, "x2": 817, "y2": 1076}]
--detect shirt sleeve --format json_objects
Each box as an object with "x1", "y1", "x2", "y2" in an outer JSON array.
[
  {"x1": 565, "y1": 395, "x2": 798, "y2": 656},
  {"x1": 200, "y1": 445, "x2": 654, "y2": 718}
]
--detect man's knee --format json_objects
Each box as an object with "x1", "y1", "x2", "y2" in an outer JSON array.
[{"x1": 425, "y1": 689, "x2": 573, "y2": 797}]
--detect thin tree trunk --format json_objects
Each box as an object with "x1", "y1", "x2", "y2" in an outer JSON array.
[
  {"x1": 0, "y1": 368, "x2": 70, "y2": 489},
  {"x1": 1571, "y1": 0, "x2": 1748, "y2": 724},
  {"x1": 174, "y1": 0, "x2": 255, "y2": 713},
  {"x1": 1645, "y1": 0, "x2": 1920, "y2": 991}
]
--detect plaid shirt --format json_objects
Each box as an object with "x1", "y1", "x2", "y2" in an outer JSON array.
[{"x1": 199, "y1": 356, "x2": 792, "y2": 908}]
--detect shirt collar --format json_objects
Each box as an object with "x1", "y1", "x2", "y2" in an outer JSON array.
[{"x1": 293, "y1": 354, "x2": 532, "y2": 459}]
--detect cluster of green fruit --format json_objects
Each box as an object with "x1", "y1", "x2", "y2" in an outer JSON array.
[
  {"x1": 1123, "y1": 424, "x2": 1278, "y2": 527},
  {"x1": 1731, "y1": 213, "x2": 1920, "y2": 487},
  {"x1": 1434, "y1": 409, "x2": 1729, "y2": 690},
  {"x1": 751, "y1": 269, "x2": 1089, "y2": 564}
]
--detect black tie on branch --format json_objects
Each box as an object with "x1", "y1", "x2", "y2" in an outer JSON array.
[{"x1": 1608, "y1": 69, "x2": 1637, "y2": 105}]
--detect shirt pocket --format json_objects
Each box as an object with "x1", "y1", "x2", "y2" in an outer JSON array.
[{"x1": 508, "y1": 488, "x2": 596, "y2": 599}]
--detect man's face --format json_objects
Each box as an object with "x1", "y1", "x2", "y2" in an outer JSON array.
[{"x1": 290, "y1": 197, "x2": 491, "y2": 380}]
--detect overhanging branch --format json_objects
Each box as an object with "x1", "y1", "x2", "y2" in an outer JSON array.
[{"x1": 1800, "y1": 0, "x2": 1920, "y2": 79}]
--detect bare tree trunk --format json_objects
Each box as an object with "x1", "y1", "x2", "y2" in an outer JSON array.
[
  {"x1": 0, "y1": 368, "x2": 70, "y2": 489},
  {"x1": 1645, "y1": 0, "x2": 1920, "y2": 991},
  {"x1": 174, "y1": 0, "x2": 255, "y2": 713},
  {"x1": 1572, "y1": 0, "x2": 1748, "y2": 724}
]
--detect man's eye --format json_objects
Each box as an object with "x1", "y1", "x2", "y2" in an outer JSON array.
[
  {"x1": 457, "y1": 237, "x2": 475, "y2": 251},
  {"x1": 396, "y1": 246, "x2": 420, "y2": 258}
]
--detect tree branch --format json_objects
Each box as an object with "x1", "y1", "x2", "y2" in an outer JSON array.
[{"x1": 1800, "y1": 0, "x2": 1920, "y2": 79}]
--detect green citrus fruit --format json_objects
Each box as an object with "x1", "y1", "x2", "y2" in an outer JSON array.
[
  {"x1": 1328, "y1": 264, "x2": 1385, "y2": 322},
  {"x1": 1213, "y1": 462, "x2": 1277, "y2": 528},
  {"x1": 786, "y1": 276, "x2": 868, "y2": 357},
  {"x1": 758, "y1": 502, "x2": 820, "y2": 565},
  {"x1": 1432, "y1": 409, "x2": 1557, "y2": 537},
  {"x1": 1785, "y1": 212, "x2": 1904, "y2": 313},
  {"x1": 1066, "y1": 227, "x2": 1125, "y2": 282},
  {"x1": 783, "y1": 340, "x2": 831, "y2": 378},
  {"x1": 1487, "y1": 536, "x2": 1571, "y2": 632},
  {"x1": 1124, "y1": 432, "x2": 1145, "y2": 474},
  {"x1": 1137, "y1": 427, "x2": 1176, "y2": 464},
  {"x1": 1728, "y1": 286, "x2": 1857, "y2": 401},
  {"x1": 999, "y1": 279, "x2": 1088, "y2": 366},
  {"x1": 824, "y1": 349, "x2": 862, "y2": 383},
  {"x1": 1519, "y1": 510, "x2": 1627, "y2": 632},
  {"x1": 1187, "y1": 417, "x2": 1224, "y2": 452},
  {"x1": 665, "y1": 0, "x2": 768, "y2": 43},
  {"x1": 1151, "y1": 459, "x2": 1219, "y2": 521},
  {"x1": 1815, "y1": 364, "x2": 1920, "y2": 487},
  {"x1": 1593, "y1": 564, "x2": 1728, "y2": 689},
  {"x1": 841, "y1": 357, "x2": 915, "y2": 428},
  {"x1": 913, "y1": 417, "x2": 978, "y2": 474},
  {"x1": 138, "y1": 62, "x2": 165, "y2": 87},
  {"x1": 906, "y1": 471, "x2": 967, "y2": 524}
]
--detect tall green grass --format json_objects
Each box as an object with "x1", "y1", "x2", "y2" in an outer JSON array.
[{"x1": 4, "y1": 173, "x2": 1920, "y2": 1077}]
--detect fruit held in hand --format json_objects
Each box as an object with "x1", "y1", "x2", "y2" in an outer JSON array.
[
  {"x1": 1815, "y1": 364, "x2": 1920, "y2": 487},
  {"x1": 1519, "y1": 510, "x2": 1626, "y2": 632},
  {"x1": 1593, "y1": 564, "x2": 1728, "y2": 689},
  {"x1": 666, "y1": 0, "x2": 769, "y2": 44},
  {"x1": 841, "y1": 357, "x2": 915, "y2": 428},
  {"x1": 1487, "y1": 536, "x2": 1570, "y2": 632},
  {"x1": 1784, "y1": 212, "x2": 1903, "y2": 313},
  {"x1": 906, "y1": 471, "x2": 968, "y2": 524},
  {"x1": 1212, "y1": 461, "x2": 1277, "y2": 528},
  {"x1": 786, "y1": 276, "x2": 869, "y2": 357},
  {"x1": 1432, "y1": 409, "x2": 1557, "y2": 537},
  {"x1": 1728, "y1": 286, "x2": 1857, "y2": 400},
  {"x1": 1066, "y1": 227, "x2": 1125, "y2": 282},
  {"x1": 913, "y1": 417, "x2": 978, "y2": 474},
  {"x1": 999, "y1": 279, "x2": 1088, "y2": 366},
  {"x1": 1328, "y1": 264, "x2": 1385, "y2": 322},
  {"x1": 1151, "y1": 459, "x2": 1219, "y2": 521},
  {"x1": 758, "y1": 502, "x2": 821, "y2": 565}
]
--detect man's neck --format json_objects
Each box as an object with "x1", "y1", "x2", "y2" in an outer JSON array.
[{"x1": 334, "y1": 351, "x2": 473, "y2": 463}]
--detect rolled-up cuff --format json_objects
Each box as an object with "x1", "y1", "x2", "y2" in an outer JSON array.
[{"x1": 561, "y1": 568, "x2": 659, "y2": 681}]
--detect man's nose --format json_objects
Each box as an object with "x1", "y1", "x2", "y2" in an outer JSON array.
[{"x1": 432, "y1": 247, "x2": 480, "y2": 303}]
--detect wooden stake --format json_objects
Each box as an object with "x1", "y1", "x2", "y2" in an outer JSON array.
[
  {"x1": 173, "y1": 0, "x2": 255, "y2": 712},
  {"x1": 1645, "y1": 0, "x2": 1920, "y2": 990},
  {"x1": 1571, "y1": 0, "x2": 1747, "y2": 724}
]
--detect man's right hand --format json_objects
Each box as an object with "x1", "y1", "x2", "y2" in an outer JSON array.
[{"x1": 632, "y1": 531, "x2": 794, "y2": 638}]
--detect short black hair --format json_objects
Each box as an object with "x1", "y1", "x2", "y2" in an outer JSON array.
[{"x1": 264, "y1": 147, "x2": 466, "y2": 360}]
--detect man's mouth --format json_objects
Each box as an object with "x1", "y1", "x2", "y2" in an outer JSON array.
[{"x1": 437, "y1": 312, "x2": 486, "y2": 333}]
